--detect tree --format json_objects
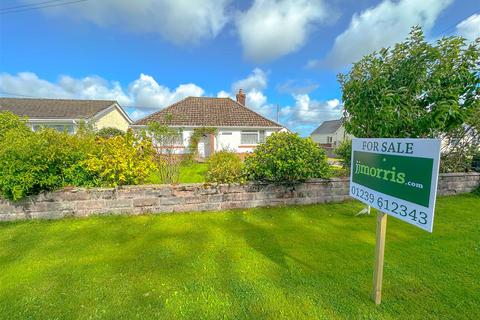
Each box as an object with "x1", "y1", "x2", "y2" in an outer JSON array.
[
  {"x1": 339, "y1": 26, "x2": 479, "y2": 138},
  {"x1": 334, "y1": 139, "x2": 352, "y2": 169},
  {"x1": 339, "y1": 26, "x2": 479, "y2": 171},
  {"x1": 143, "y1": 121, "x2": 184, "y2": 184}
]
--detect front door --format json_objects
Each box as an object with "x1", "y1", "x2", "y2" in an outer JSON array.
[{"x1": 198, "y1": 136, "x2": 211, "y2": 158}]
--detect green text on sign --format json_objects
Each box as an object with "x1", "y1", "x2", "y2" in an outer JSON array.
[{"x1": 352, "y1": 151, "x2": 433, "y2": 207}]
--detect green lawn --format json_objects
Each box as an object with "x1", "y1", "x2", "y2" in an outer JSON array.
[
  {"x1": 0, "y1": 194, "x2": 479, "y2": 319},
  {"x1": 148, "y1": 162, "x2": 208, "y2": 184},
  {"x1": 178, "y1": 162, "x2": 208, "y2": 183}
]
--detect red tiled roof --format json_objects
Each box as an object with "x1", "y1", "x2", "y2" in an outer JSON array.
[{"x1": 134, "y1": 97, "x2": 282, "y2": 128}]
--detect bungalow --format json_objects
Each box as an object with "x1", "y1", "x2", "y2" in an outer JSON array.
[
  {"x1": 0, "y1": 97, "x2": 132, "y2": 133},
  {"x1": 310, "y1": 118, "x2": 352, "y2": 149},
  {"x1": 131, "y1": 89, "x2": 286, "y2": 157}
]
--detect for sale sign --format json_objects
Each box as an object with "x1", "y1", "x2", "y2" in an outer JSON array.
[{"x1": 350, "y1": 138, "x2": 441, "y2": 232}]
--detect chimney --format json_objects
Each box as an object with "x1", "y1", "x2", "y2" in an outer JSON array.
[{"x1": 236, "y1": 89, "x2": 246, "y2": 106}]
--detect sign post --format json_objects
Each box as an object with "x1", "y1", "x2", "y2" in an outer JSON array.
[
  {"x1": 372, "y1": 212, "x2": 387, "y2": 304},
  {"x1": 349, "y1": 138, "x2": 441, "y2": 304}
]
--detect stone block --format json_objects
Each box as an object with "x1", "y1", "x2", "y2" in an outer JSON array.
[
  {"x1": 218, "y1": 184, "x2": 245, "y2": 194},
  {"x1": 105, "y1": 199, "x2": 132, "y2": 209},
  {"x1": 75, "y1": 200, "x2": 105, "y2": 211},
  {"x1": 30, "y1": 211, "x2": 66, "y2": 220},
  {"x1": 0, "y1": 213, "x2": 26, "y2": 221},
  {"x1": 223, "y1": 193, "x2": 255, "y2": 202},
  {"x1": 207, "y1": 194, "x2": 224, "y2": 203},
  {"x1": 115, "y1": 188, "x2": 146, "y2": 199},
  {"x1": 144, "y1": 186, "x2": 173, "y2": 198},
  {"x1": 56, "y1": 189, "x2": 92, "y2": 201},
  {"x1": 195, "y1": 186, "x2": 218, "y2": 195},
  {"x1": 132, "y1": 198, "x2": 158, "y2": 207},
  {"x1": 159, "y1": 197, "x2": 185, "y2": 205},
  {"x1": 184, "y1": 196, "x2": 208, "y2": 204},
  {"x1": 255, "y1": 192, "x2": 281, "y2": 200},
  {"x1": 32, "y1": 201, "x2": 74, "y2": 212},
  {"x1": 173, "y1": 202, "x2": 220, "y2": 212}
]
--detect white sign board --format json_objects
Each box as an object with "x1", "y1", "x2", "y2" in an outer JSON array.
[{"x1": 350, "y1": 138, "x2": 441, "y2": 232}]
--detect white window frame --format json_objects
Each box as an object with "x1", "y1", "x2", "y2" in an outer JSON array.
[
  {"x1": 259, "y1": 130, "x2": 266, "y2": 143},
  {"x1": 241, "y1": 130, "x2": 259, "y2": 145},
  {"x1": 32, "y1": 124, "x2": 75, "y2": 134}
]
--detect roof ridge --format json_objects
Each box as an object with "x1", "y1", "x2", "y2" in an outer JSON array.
[{"x1": 0, "y1": 97, "x2": 116, "y2": 103}]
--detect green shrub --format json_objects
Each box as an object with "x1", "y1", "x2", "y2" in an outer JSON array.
[
  {"x1": 0, "y1": 112, "x2": 156, "y2": 200},
  {"x1": 244, "y1": 132, "x2": 329, "y2": 183},
  {"x1": 80, "y1": 132, "x2": 156, "y2": 187},
  {"x1": 0, "y1": 128, "x2": 94, "y2": 201},
  {"x1": 334, "y1": 139, "x2": 352, "y2": 169},
  {"x1": 473, "y1": 186, "x2": 480, "y2": 196},
  {"x1": 97, "y1": 127, "x2": 125, "y2": 138},
  {"x1": 329, "y1": 166, "x2": 349, "y2": 178},
  {"x1": 470, "y1": 150, "x2": 480, "y2": 172},
  {"x1": 205, "y1": 151, "x2": 243, "y2": 184},
  {"x1": 0, "y1": 111, "x2": 30, "y2": 140}
]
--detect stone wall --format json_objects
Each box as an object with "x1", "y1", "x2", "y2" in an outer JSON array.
[{"x1": 0, "y1": 173, "x2": 478, "y2": 222}]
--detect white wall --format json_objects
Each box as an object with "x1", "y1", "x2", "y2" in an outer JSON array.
[
  {"x1": 144, "y1": 126, "x2": 281, "y2": 155},
  {"x1": 311, "y1": 125, "x2": 353, "y2": 147},
  {"x1": 175, "y1": 127, "x2": 280, "y2": 155},
  {"x1": 216, "y1": 128, "x2": 278, "y2": 154}
]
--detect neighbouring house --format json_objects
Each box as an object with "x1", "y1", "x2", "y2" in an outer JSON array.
[
  {"x1": 310, "y1": 118, "x2": 353, "y2": 155},
  {"x1": 0, "y1": 97, "x2": 132, "y2": 133},
  {"x1": 131, "y1": 89, "x2": 286, "y2": 158}
]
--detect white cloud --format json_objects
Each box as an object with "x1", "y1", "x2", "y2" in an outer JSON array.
[
  {"x1": 456, "y1": 14, "x2": 480, "y2": 41},
  {"x1": 128, "y1": 74, "x2": 204, "y2": 108},
  {"x1": 39, "y1": 0, "x2": 231, "y2": 44},
  {"x1": 324, "y1": 0, "x2": 453, "y2": 68},
  {"x1": 216, "y1": 68, "x2": 274, "y2": 117},
  {"x1": 280, "y1": 94, "x2": 342, "y2": 133},
  {"x1": 58, "y1": 75, "x2": 132, "y2": 105},
  {"x1": 236, "y1": 0, "x2": 328, "y2": 62},
  {"x1": 216, "y1": 90, "x2": 231, "y2": 98},
  {"x1": 0, "y1": 72, "x2": 204, "y2": 113},
  {"x1": 0, "y1": 72, "x2": 133, "y2": 105},
  {"x1": 232, "y1": 68, "x2": 267, "y2": 92}
]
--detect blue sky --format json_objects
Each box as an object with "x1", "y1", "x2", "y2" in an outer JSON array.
[{"x1": 0, "y1": 0, "x2": 479, "y2": 135}]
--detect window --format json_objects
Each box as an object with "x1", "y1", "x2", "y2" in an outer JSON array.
[
  {"x1": 327, "y1": 136, "x2": 333, "y2": 143},
  {"x1": 32, "y1": 124, "x2": 74, "y2": 134},
  {"x1": 167, "y1": 131, "x2": 183, "y2": 146},
  {"x1": 221, "y1": 132, "x2": 232, "y2": 135},
  {"x1": 241, "y1": 131, "x2": 259, "y2": 145},
  {"x1": 259, "y1": 130, "x2": 266, "y2": 143},
  {"x1": 172, "y1": 133, "x2": 184, "y2": 145}
]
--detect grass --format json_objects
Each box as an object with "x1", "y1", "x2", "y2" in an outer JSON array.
[
  {"x1": 148, "y1": 162, "x2": 208, "y2": 184},
  {"x1": 1, "y1": 194, "x2": 479, "y2": 319},
  {"x1": 178, "y1": 161, "x2": 208, "y2": 183}
]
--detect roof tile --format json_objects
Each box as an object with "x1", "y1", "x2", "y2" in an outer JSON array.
[
  {"x1": 0, "y1": 98, "x2": 116, "y2": 119},
  {"x1": 134, "y1": 97, "x2": 282, "y2": 128}
]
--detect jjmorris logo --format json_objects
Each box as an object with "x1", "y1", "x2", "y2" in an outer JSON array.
[{"x1": 354, "y1": 160, "x2": 424, "y2": 189}]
